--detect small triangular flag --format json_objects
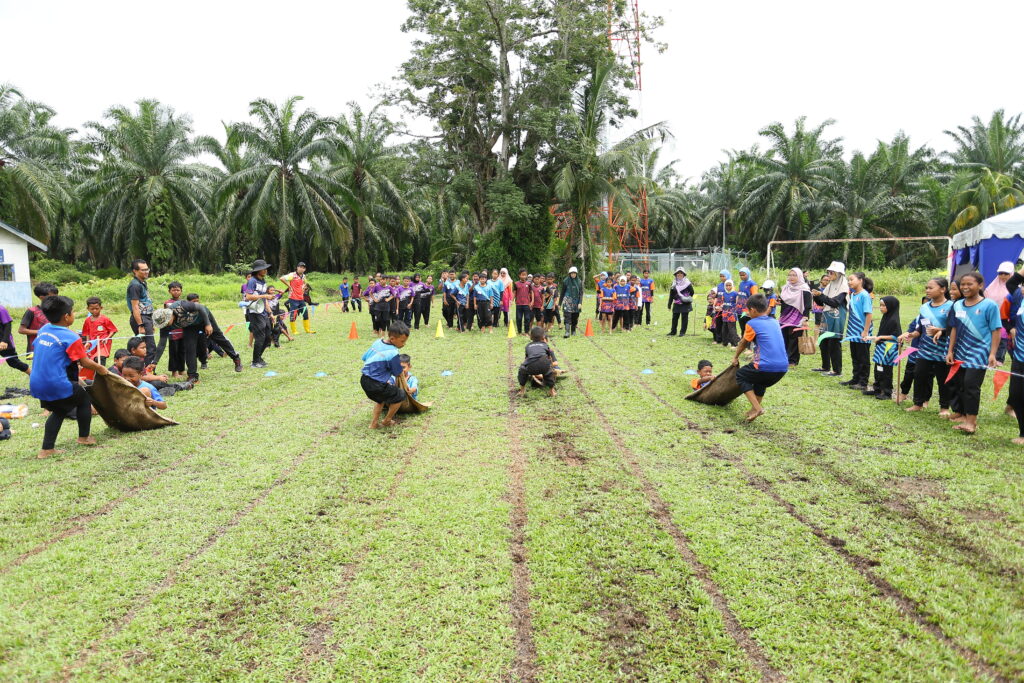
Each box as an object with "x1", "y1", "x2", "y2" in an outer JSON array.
[
  {"x1": 945, "y1": 360, "x2": 963, "y2": 384},
  {"x1": 993, "y1": 369, "x2": 1010, "y2": 399}
]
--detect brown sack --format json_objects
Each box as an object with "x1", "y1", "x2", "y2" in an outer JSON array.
[
  {"x1": 86, "y1": 372, "x2": 179, "y2": 432},
  {"x1": 396, "y1": 375, "x2": 432, "y2": 414},
  {"x1": 684, "y1": 364, "x2": 744, "y2": 406},
  {"x1": 798, "y1": 331, "x2": 816, "y2": 355}
]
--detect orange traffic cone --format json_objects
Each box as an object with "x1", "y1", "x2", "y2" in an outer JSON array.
[
  {"x1": 583, "y1": 318, "x2": 594, "y2": 337},
  {"x1": 348, "y1": 321, "x2": 359, "y2": 340}
]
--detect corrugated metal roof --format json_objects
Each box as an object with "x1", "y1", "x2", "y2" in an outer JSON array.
[{"x1": 0, "y1": 219, "x2": 48, "y2": 251}]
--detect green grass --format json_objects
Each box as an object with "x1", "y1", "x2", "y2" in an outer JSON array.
[{"x1": 0, "y1": 298, "x2": 1020, "y2": 681}]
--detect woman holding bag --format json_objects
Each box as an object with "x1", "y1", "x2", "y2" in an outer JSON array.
[
  {"x1": 667, "y1": 267, "x2": 695, "y2": 336},
  {"x1": 779, "y1": 267, "x2": 812, "y2": 367}
]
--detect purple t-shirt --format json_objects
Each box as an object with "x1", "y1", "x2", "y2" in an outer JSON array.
[{"x1": 0, "y1": 305, "x2": 13, "y2": 344}]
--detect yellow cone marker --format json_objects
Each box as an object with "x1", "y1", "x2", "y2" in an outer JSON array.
[
  {"x1": 435, "y1": 320, "x2": 445, "y2": 338},
  {"x1": 507, "y1": 321, "x2": 516, "y2": 338}
]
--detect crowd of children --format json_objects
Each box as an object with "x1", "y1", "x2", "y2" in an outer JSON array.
[{"x1": 696, "y1": 259, "x2": 1023, "y2": 441}]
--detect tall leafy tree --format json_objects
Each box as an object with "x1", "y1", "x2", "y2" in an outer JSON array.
[
  {"x1": 330, "y1": 104, "x2": 420, "y2": 272},
  {"x1": 217, "y1": 97, "x2": 349, "y2": 271},
  {"x1": 0, "y1": 84, "x2": 75, "y2": 243},
  {"x1": 78, "y1": 100, "x2": 212, "y2": 269}
]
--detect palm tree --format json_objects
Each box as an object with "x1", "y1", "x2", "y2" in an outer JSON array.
[
  {"x1": 217, "y1": 97, "x2": 349, "y2": 271},
  {"x1": 330, "y1": 104, "x2": 419, "y2": 272},
  {"x1": 739, "y1": 117, "x2": 842, "y2": 246},
  {"x1": 944, "y1": 111, "x2": 1024, "y2": 231},
  {"x1": 78, "y1": 100, "x2": 213, "y2": 269},
  {"x1": 949, "y1": 167, "x2": 1024, "y2": 232},
  {"x1": 553, "y1": 61, "x2": 668, "y2": 278},
  {"x1": 695, "y1": 153, "x2": 753, "y2": 249},
  {"x1": 0, "y1": 84, "x2": 75, "y2": 243}
]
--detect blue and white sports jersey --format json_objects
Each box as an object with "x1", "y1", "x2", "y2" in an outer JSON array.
[
  {"x1": 846, "y1": 290, "x2": 873, "y2": 341},
  {"x1": 951, "y1": 298, "x2": 1001, "y2": 367},
  {"x1": 914, "y1": 300, "x2": 953, "y2": 362},
  {"x1": 361, "y1": 339, "x2": 404, "y2": 383},
  {"x1": 1011, "y1": 291, "x2": 1024, "y2": 364}
]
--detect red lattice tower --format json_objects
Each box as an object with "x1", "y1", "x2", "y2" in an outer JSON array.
[{"x1": 554, "y1": 1, "x2": 648, "y2": 267}]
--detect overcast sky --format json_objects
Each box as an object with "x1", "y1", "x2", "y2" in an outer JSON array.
[{"x1": 4, "y1": 0, "x2": 1019, "y2": 179}]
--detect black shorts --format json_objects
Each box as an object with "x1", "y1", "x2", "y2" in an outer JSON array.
[
  {"x1": 360, "y1": 374, "x2": 406, "y2": 406},
  {"x1": 735, "y1": 364, "x2": 786, "y2": 397},
  {"x1": 543, "y1": 309, "x2": 555, "y2": 323}
]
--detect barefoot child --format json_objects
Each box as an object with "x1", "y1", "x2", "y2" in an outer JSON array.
[
  {"x1": 360, "y1": 320, "x2": 410, "y2": 428},
  {"x1": 946, "y1": 271, "x2": 1001, "y2": 435},
  {"x1": 389, "y1": 354, "x2": 419, "y2": 400},
  {"x1": 731, "y1": 294, "x2": 788, "y2": 422},
  {"x1": 29, "y1": 295, "x2": 109, "y2": 458},
  {"x1": 518, "y1": 326, "x2": 557, "y2": 397},
  {"x1": 80, "y1": 297, "x2": 118, "y2": 381}
]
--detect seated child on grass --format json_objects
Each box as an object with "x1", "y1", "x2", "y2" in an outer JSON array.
[
  {"x1": 387, "y1": 354, "x2": 419, "y2": 400},
  {"x1": 691, "y1": 360, "x2": 714, "y2": 390},
  {"x1": 518, "y1": 326, "x2": 557, "y2": 397},
  {"x1": 107, "y1": 349, "x2": 131, "y2": 376},
  {"x1": 731, "y1": 293, "x2": 789, "y2": 423},
  {"x1": 360, "y1": 320, "x2": 410, "y2": 429},
  {"x1": 120, "y1": 356, "x2": 168, "y2": 410},
  {"x1": 29, "y1": 295, "x2": 109, "y2": 458}
]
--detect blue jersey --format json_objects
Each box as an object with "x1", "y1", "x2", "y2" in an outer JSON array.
[
  {"x1": 473, "y1": 282, "x2": 492, "y2": 302},
  {"x1": 488, "y1": 279, "x2": 504, "y2": 307},
  {"x1": 872, "y1": 340, "x2": 899, "y2": 366},
  {"x1": 914, "y1": 300, "x2": 952, "y2": 362},
  {"x1": 29, "y1": 324, "x2": 87, "y2": 402},
  {"x1": 339, "y1": 283, "x2": 350, "y2": 298},
  {"x1": 138, "y1": 380, "x2": 165, "y2": 403},
  {"x1": 846, "y1": 290, "x2": 873, "y2": 341},
  {"x1": 454, "y1": 282, "x2": 470, "y2": 306},
  {"x1": 951, "y1": 298, "x2": 1001, "y2": 367},
  {"x1": 361, "y1": 339, "x2": 404, "y2": 383},
  {"x1": 744, "y1": 315, "x2": 789, "y2": 373}
]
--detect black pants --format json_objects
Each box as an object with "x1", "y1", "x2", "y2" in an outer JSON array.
[
  {"x1": 518, "y1": 361, "x2": 555, "y2": 388},
  {"x1": 641, "y1": 301, "x2": 652, "y2": 325},
  {"x1": 873, "y1": 363, "x2": 893, "y2": 397},
  {"x1": 371, "y1": 308, "x2": 391, "y2": 333},
  {"x1": 1, "y1": 342, "x2": 29, "y2": 373},
  {"x1": 849, "y1": 342, "x2": 870, "y2": 385},
  {"x1": 612, "y1": 310, "x2": 631, "y2": 330},
  {"x1": 912, "y1": 358, "x2": 951, "y2": 409},
  {"x1": 736, "y1": 364, "x2": 786, "y2": 397},
  {"x1": 413, "y1": 302, "x2": 431, "y2": 329},
  {"x1": 399, "y1": 308, "x2": 412, "y2": 326},
  {"x1": 563, "y1": 310, "x2": 580, "y2": 335},
  {"x1": 40, "y1": 384, "x2": 91, "y2": 450},
  {"x1": 552, "y1": 308, "x2": 561, "y2": 325},
  {"x1": 532, "y1": 308, "x2": 543, "y2": 325},
  {"x1": 207, "y1": 325, "x2": 238, "y2": 359},
  {"x1": 249, "y1": 315, "x2": 271, "y2": 364},
  {"x1": 476, "y1": 301, "x2": 492, "y2": 328},
  {"x1": 670, "y1": 304, "x2": 690, "y2": 336},
  {"x1": 820, "y1": 337, "x2": 842, "y2": 374},
  {"x1": 899, "y1": 361, "x2": 916, "y2": 396},
  {"x1": 1008, "y1": 359, "x2": 1024, "y2": 437},
  {"x1": 351, "y1": 298, "x2": 362, "y2": 312},
  {"x1": 719, "y1": 319, "x2": 738, "y2": 347},
  {"x1": 516, "y1": 305, "x2": 533, "y2": 334},
  {"x1": 154, "y1": 327, "x2": 169, "y2": 366},
  {"x1": 782, "y1": 326, "x2": 801, "y2": 364},
  {"x1": 130, "y1": 315, "x2": 155, "y2": 366},
  {"x1": 180, "y1": 326, "x2": 202, "y2": 380},
  {"x1": 459, "y1": 306, "x2": 473, "y2": 331},
  {"x1": 443, "y1": 301, "x2": 455, "y2": 328},
  {"x1": 950, "y1": 366, "x2": 985, "y2": 416}
]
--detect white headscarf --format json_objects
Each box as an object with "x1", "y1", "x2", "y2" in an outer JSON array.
[
  {"x1": 499, "y1": 268, "x2": 513, "y2": 288},
  {"x1": 821, "y1": 268, "x2": 849, "y2": 311},
  {"x1": 781, "y1": 267, "x2": 810, "y2": 309}
]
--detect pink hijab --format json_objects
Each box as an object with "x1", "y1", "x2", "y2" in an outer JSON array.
[{"x1": 781, "y1": 267, "x2": 810, "y2": 309}]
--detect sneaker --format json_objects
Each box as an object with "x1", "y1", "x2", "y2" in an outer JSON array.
[
  {"x1": 233, "y1": 357, "x2": 243, "y2": 373},
  {"x1": 200, "y1": 363, "x2": 208, "y2": 370},
  {"x1": 875, "y1": 393, "x2": 890, "y2": 400},
  {"x1": 861, "y1": 389, "x2": 876, "y2": 396},
  {"x1": 176, "y1": 381, "x2": 195, "y2": 391},
  {"x1": 839, "y1": 379, "x2": 855, "y2": 385},
  {"x1": 824, "y1": 371, "x2": 841, "y2": 377},
  {"x1": 162, "y1": 386, "x2": 177, "y2": 397},
  {"x1": 849, "y1": 384, "x2": 866, "y2": 391},
  {"x1": 810, "y1": 368, "x2": 826, "y2": 372},
  {"x1": 564, "y1": 332, "x2": 570, "y2": 338},
  {"x1": 250, "y1": 362, "x2": 263, "y2": 369}
]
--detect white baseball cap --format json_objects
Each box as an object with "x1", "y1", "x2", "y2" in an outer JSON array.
[
  {"x1": 568, "y1": 266, "x2": 578, "y2": 274},
  {"x1": 998, "y1": 261, "x2": 1015, "y2": 274},
  {"x1": 762, "y1": 279, "x2": 776, "y2": 289}
]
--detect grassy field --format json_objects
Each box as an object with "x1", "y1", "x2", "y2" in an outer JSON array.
[{"x1": 0, "y1": 297, "x2": 1021, "y2": 681}]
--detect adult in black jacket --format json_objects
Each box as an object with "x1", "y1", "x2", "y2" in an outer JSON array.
[
  {"x1": 779, "y1": 267, "x2": 812, "y2": 366},
  {"x1": 666, "y1": 267, "x2": 695, "y2": 336}
]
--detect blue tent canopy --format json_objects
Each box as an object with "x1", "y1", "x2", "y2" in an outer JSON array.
[{"x1": 950, "y1": 205, "x2": 1024, "y2": 284}]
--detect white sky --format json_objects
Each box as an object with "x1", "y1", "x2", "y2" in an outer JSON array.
[{"x1": 4, "y1": 0, "x2": 1020, "y2": 179}]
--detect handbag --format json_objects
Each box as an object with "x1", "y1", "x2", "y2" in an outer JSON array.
[{"x1": 798, "y1": 329, "x2": 816, "y2": 355}]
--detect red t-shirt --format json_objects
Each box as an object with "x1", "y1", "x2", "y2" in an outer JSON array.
[
  {"x1": 81, "y1": 315, "x2": 118, "y2": 358},
  {"x1": 513, "y1": 281, "x2": 533, "y2": 306},
  {"x1": 531, "y1": 285, "x2": 544, "y2": 308},
  {"x1": 286, "y1": 274, "x2": 305, "y2": 301}
]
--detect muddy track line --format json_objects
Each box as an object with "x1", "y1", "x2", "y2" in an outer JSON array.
[
  {"x1": 0, "y1": 387, "x2": 303, "y2": 577},
  {"x1": 585, "y1": 337, "x2": 1023, "y2": 580},
  {"x1": 504, "y1": 341, "x2": 538, "y2": 683},
  {"x1": 297, "y1": 356, "x2": 465, "y2": 676},
  {"x1": 60, "y1": 413, "x2": 357, "y2": 682},
  {"x1": 579, "y1": 338, "x2": 1010, "y2": 682},
  {"x1": 552, "y1": 343, "x2": 783, "y2": 682}
]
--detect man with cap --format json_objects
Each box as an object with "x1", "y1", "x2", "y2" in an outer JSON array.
[
  {"x1": 244, "y1": 259, "x2": 275, "y2": 368},
  {"x1": 986, "y1": 261, "x2": 1015, "y2": 364},
  {"x1": 280, "y1": 262, "x2": 314, "y2": 335},
  {"x1": 560, "y1": 267, "x2": 584, "y2": 338}
]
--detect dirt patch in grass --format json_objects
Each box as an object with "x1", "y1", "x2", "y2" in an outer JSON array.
[
  {"x1": 547, "y1": 431, "x2": 586, "y2": 467},
  {"x1": 887, "y1": 476, "x2": 947, "y2": 500},
  {"x1": 960, "y1": 508, "x2": 1008, "y2": 523}
]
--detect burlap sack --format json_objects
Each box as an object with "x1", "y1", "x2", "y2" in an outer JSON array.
[
  {"x1": 86, "y1": 373, "x2": 179, "y2": 431},
  {"x1": 396, "y1": 375, "x2": 432, "y2": 414},
  {"x1": 684, "y1": 364, "x2": 744, "y2": 406}
]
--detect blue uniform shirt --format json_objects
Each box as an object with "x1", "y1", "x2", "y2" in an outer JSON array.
[
  {"x1": 361, "y1": 339, "x2": 404, "y2": 383},
  {"x1": 30, "y1": 324, "x2": 87, "y2": 402}
]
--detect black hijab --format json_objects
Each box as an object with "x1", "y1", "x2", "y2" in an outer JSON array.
[{"x1": 877, "y1": 296, "x2": 902, "y2": 338}]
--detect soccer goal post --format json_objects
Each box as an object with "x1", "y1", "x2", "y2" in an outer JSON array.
[{"x1": 765, "y1": 236, "x2": 953, "y2": 280}]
